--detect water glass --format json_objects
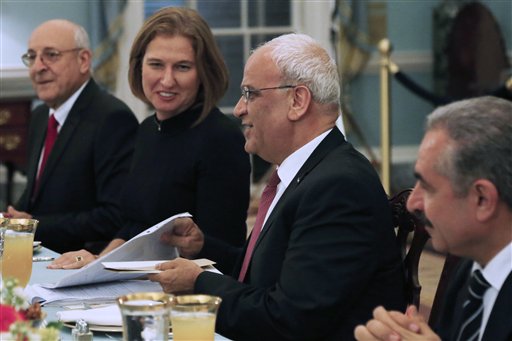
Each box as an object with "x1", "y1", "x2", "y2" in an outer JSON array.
[
  {"x1": 117, "y1": 292, "x2": 174, "y2": 341},
  {"x1": 170, "y1": 294, "x2": 222, "y2": 341}
]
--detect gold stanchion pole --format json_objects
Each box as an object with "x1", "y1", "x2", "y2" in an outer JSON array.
[{"x1": 378, "y1": 39, "x2": 392, "y2": 195}]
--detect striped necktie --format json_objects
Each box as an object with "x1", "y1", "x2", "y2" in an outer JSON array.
[{"x1": 456, "y1": 269, "x2": 491, "y2": 341}]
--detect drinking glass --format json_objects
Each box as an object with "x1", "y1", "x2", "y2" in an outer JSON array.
[
  {"x1": 0, "y1": 217, "x2": 8, "y2": 285},
  {"x1": 117, "y1": 292, "x2": 174, "y2": 341},
  {"x1": 170, "y1": 294, "x2": 222, "y2": 341},
  {"x1": 0, "y1": 218, "x2": 38, "y2": 287}
]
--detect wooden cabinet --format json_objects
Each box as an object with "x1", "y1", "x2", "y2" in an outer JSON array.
[{"x1": 0, "y1": 98, "x2": 32, "y2": 206}]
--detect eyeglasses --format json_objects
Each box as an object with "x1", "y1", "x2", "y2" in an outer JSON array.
[
  {"x1": 21, "y1": 47, "x2": 82, "y2": 67},
  {"x1": 240, "y1": 85, "x2": 297, "y2": 103}
]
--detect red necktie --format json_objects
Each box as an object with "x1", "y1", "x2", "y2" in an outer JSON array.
[
  {"x1": 34, "y1": 114, "x2": 59, "y2": 195},
  {"x1": 238, "y1": 169, "x2": 280, "y2": 282}
]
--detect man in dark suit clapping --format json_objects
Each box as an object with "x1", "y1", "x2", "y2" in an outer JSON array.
[
  {"x1": 4, "y1": 19, "x2": 138, "y2": 254},
  {"x1": 355, "y1": 96, "x2": 512, "y2": 341}
]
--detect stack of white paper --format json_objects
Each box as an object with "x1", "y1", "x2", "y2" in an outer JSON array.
[
  {"x1": 25, "y1": 213, "x2": 192, "y2": 305},
  {"x1": 26, "y1": 280, "x2": 162, "y2": 306}
]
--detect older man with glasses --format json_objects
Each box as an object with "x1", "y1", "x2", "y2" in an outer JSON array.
[
  {"x1": 3, "y1": 19, "x2": 138, "y2": 254},
  {"x1": 146, "y1": 33, "x2": 404, "y2": 341}
]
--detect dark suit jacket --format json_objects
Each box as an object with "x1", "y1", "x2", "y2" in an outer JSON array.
[
  {"x1": 436, "y1": 259, "x2": 512, "y2": 341},
  {"x1": 16, "y1": 79, "x2": 138, "y2": 253},
  {"x1": 196, "y1": 128, "x2": 405, "y2": 340}
]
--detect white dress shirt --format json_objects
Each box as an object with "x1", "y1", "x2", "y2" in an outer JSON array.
[
  {"x1": 473, "y1": 241, "x2": 512, "y2": 341},
  {"x1": 260, "y1": 128, "x2": 333, "y2": 230}
]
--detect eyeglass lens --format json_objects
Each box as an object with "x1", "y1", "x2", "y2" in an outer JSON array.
[{"x1": 21, "y1": 48, "x2": 80, "y2": 67}]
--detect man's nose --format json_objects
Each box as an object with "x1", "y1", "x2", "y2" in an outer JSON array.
[
  {"x1": 233, "y1": 97, "x2": 246, "y2": 118},
  {"x1": 406, "y1": 184, "x2": 423, "y2": 213},
  {"x1": 31, "y1": 53, "x2": 48, "y2": 71}
]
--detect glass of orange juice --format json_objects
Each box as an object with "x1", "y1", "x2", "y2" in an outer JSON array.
[
  {"x1": 170, "y1": 295, "x2": 222, "y2": 341},
  {"x1": 0, "y1": 217, "x2": 8, "y2": 282},
  {"x1": 1, "y1": 218, "x2": 38, "y2": 287}
]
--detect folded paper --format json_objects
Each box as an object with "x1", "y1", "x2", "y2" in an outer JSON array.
[
  {"x1": 102, "y1": 258, "x2": 216, "y2": 273},
  {"x1": 57, "y1": 304, "x2": 122, "y2": 326}
]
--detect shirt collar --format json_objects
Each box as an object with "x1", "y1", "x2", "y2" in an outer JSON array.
[
  {"x1": 50, "y1": 80, "x2": 89, "y2": 127},
  {"x1": 472, "y1": 242, "x2": 512, "y2": 292},
  {"x1": 277, "y1": 128, "x2": 332, "y2": 188}
]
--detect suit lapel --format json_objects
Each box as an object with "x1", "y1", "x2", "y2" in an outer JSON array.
[
  {"x1": 482, "y1": 271, "x2": 512, "y2": 341},
  {"x1": 447, "y1": 262, "x2": 512, "y2": 341},
  {"x1": 255, "y1": 128, "x2": 346, "y2": 246},
  {"x1": 452, "y1": 275, "x2": 471, "y2": 338},
  {"x1": 25, "y1": 110, "x2": 49, "y2": 202},
  {"x1": 33, "y1": 80, "x2": 96, "y2": 200}
]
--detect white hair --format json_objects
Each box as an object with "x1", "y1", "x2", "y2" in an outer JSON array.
[
  {"x1": 74, "y1": 24, "x2": 90, "y2": 49},
  {"x1": 257, "y1": 33, "x2": 341, "y2": 107}
]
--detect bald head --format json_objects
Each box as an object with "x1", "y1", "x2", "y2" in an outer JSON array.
[
  {"x1": 27, "y1": 19, "x2": 92, "y2": 108},
  {"x1": 30, "y1": 19, "x2": 90, "y2": 51}
]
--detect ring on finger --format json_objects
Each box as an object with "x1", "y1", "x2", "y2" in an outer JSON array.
[{"x1": 75, "y1": 256, "x2": 83, "y2": 262}]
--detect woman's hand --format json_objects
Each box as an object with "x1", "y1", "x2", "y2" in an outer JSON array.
[
  {"x1": 47, "y1": 249, "x2": 97, "y2": 269},
  {"x1": 4, "y1": 205, "x2": 32, "y2": 219}
]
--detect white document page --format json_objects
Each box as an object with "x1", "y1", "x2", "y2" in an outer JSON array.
[
  {"x1": 102, "y1": 258, "x2": 216, "y2": 273},
  {"x1": 26, "y1": 280, "x2": 162, "y2": 306},
  {"x1": 38, "y1": 212, "x2": 191, "y2": 288}
]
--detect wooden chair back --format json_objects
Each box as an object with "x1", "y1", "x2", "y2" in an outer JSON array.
[{"x1": 389, "y1": 189, "x2": 430, "y2": 308}]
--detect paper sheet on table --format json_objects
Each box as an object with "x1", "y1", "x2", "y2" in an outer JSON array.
[
  {"x1": 37, "y1": 212, "x2": 191, "y2": 289},
  {"x1": 56, "y1": 304, "x2": 122, "y2": 326},
  {"x1": 25, "y1": 266, "x2": 221, "y2": 306},
  {"x1": 26, "y1": 280, "x2": 162, "y2": 307},
  {"x1": 102, "y1": 258, "x2": 216, "y2": 273}
]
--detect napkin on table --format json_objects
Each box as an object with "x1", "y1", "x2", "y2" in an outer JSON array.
[{"x1": 56, "y1": 304, "x2": 122, "y2": 326}]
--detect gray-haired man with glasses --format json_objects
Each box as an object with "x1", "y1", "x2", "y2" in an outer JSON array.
[
  {"x1": 3, "y1": 19, "x2": 138, "y2": 254},
  {"x1": 147, "y1": 33, "x2": 403, "y2": 340}
]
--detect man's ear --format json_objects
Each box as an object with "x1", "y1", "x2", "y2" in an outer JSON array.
[
  {"x1": 471, "y1": 179, "x2": 499, "y2": 222},
  {"x1": 78, "y1": 49, "x2": 92, "y2": 74},
  {"x1": 288, "y1": 85, "x2": 311, "y2": 121}
]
